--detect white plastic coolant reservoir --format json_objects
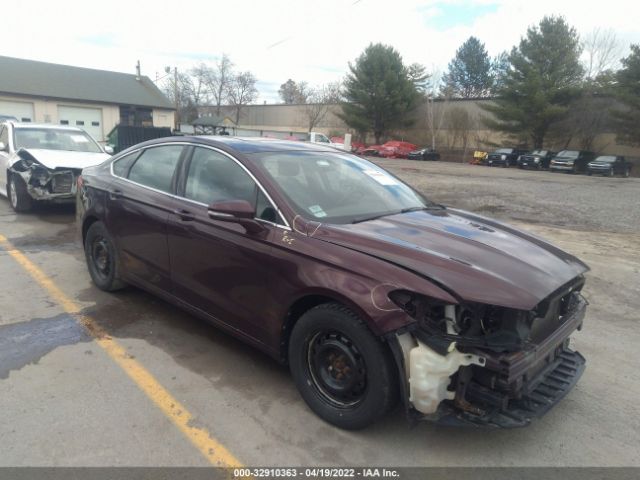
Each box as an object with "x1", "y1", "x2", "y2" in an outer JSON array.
[{"x1": 408, "y1": 340, "x2": 484, "y2": 415}]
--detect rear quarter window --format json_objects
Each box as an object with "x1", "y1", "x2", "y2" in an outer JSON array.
[{"x1": 112, "y1": 152, "x2": 140, "y2": 177}]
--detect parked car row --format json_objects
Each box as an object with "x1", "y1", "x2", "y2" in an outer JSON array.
[
  {"x1": 356, "y1": 141, "x2": 441, "y2": 161},
  {"x1": 481, "y1": 147, "x2": 633, "y2": 177}
]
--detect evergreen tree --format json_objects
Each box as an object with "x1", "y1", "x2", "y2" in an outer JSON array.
[
  {"x1": 612, "y1": 45, "x2": 640, "y2": 146},
  {"x1": 482, "y1": 16, "x2": 584, "y2": 148},
  {"x1": 340, "y1": 43, "x2": 422, "y2": 143},
  {"x1": 442, "y1": 37, "x2": 493, "y2": 98}
]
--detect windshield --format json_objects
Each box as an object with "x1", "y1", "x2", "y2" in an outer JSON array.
[
  {"x1": 556, "y1": 150, "x2": 579, "y2": 158},
  {"x1": 250, "y1": 151, "x2": 434, "y2": 224},
  {"x1": 494, "y1": 148, "x2": 513, "y2": 154},
  {"x1": 13, "y1": 128, "x2": 102, "y2": 153},
  {"x1": 531, "y1": 150, "x2": 547, "y2": 155},
  {"x1": 594, "y1": 156, "x2": 616, "y2": 163}
]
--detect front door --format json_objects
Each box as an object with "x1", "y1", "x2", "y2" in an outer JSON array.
[
  {"x1": 106, "y1": 144, "x2": 186, "y2": 293},
  {"x1": 167, "y1": 146, "x2": 279, "y2": 342}
]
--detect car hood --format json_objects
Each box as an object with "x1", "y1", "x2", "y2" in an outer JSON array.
[
  {"x1": 311, "y1": 208, "x2": 589, "y2": 310},
  {"x1": 16, "y1": 148, "x2": 110, "y2": 170}
]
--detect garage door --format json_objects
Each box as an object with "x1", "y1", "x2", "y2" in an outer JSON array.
[
  {"x1": 0, "y1": 100, "x2": 34, "y2": 122},
  {"x1": 57, "y1": 105, "x2": 103, "y2": 141}
]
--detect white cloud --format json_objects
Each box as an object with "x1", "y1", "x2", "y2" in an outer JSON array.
[{"x1": 2, "y1": 0, "x2": 639, "y2": 102}]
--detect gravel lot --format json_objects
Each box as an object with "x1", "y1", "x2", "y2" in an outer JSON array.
[{"x1": 374, "y1": 160, "x2": 640, "y2": 234}]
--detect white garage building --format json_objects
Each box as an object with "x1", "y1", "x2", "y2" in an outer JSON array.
[{"x1": 0, "y1": 56, "x2": 175, "y2": 143}]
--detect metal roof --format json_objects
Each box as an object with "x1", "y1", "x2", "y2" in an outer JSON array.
[{"x1": 0, "y1": 56, "x2": 174, "y2": 110}]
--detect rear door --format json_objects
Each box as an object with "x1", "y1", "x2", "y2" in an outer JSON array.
[
  {"x1": 106, "y1": 144, "x2": 186, "y2": 293},
  {"x1": 167, "y1": 145, "x2": 281, "y2": 342}
]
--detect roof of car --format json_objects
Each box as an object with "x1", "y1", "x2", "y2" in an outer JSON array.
[
  {"x1": 7, "y1": 122, "x2": 87, "y2": 132},
  {"x1": 142, "y1": 135, "x2": 343, "y2": 154}
]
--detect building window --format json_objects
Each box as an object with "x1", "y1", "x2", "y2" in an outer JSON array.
[
  {"x1": 21, "y1": 118, "x2": 31, "y2": 122},
  {"x1": 91, "y1": 121, "x2": 100, "y2": 127},
  {"x1": 60, "y1": 120, "x2": 69, "y2": 125},
  {"x1": 76, "y1": 120, "x2": 85, "y2": 126},
  {"x1": 119, "y1": 106, "x2": 153, "y2": 127}
]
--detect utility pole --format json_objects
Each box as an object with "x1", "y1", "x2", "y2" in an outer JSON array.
[{"x1": 174, "y1": 67, "x2": 180, "y2": 131}]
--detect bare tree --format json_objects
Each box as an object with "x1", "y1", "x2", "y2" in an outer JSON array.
[
  {"x1": 161, "y1": 71, "x2": 201, "y2": 124},
  {"x1": 583, "y1": 28, "x2": 621, "y2": 80},
  {"x1": 304, "y1": 82, "x2": 342, "y2": 132},
  {"x1": 204, "y1": 54, "x2": 235, "y2": 116},
  {"x1": 228, "y1": 71, "x2": 259, "y2": 124},
  {"x1": 424, "y1": 70, "x2": 449, "y2": 150}
]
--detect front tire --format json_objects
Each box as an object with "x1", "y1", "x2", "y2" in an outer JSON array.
[
  {"x1": 8, "y1": 173, "x2": 33, "y2": 212},
  {"x1": 84, "y1": 221, "x2": 126, "y2": 291},
  {"x1": 288, "y1": 303, "x2": 398, "y2": 430}
]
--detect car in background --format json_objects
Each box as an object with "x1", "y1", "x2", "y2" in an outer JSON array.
[
  {"x1": 378, "y1": 141, "x2": 418, "y2": 159},
  {"x1": 78, "y1": 136, "x2": 588, "y2": 430},
  {"x1": 486, "y1": 148, "x2": 529, "y2": 167},
  {"x1": 587, "y1": 155, "x2": 632, "y2": 177},
  {"x1": 0, "y1": 122, "x2": 111, "y2": 212},
  {"x1": 549, "y1": 150, "x2": 596, "y2": 174},
  {"x1": 407, "y1": 147, "x2": 440, "y2": 161},
  {"x1": 360, "y1": 145, "x2": 383, "y2": 156},
  {"x1": 517, "y1": 150, "x2": 556, "y2": 170}
]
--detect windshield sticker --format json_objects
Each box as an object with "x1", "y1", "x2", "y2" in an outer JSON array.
[
  {"x1": 70, "y1": 135, "x2": 89, "y2": 143},
  {"x1": 308, "y1": 205, "x2": 327, "y2": 218},
  {"x1": 363, "y1": 169, "x2": 398, "y2": 186},
  {"x1": 316, "y1": 160, "x2": 330, "y2": 167}
]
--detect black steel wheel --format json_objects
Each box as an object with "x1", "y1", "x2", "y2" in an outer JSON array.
[
  {"x1": 307, "y1": 330, "x2": 368, "y2": 408},
  {"x1": 84, "y1": 221, "x2": 126, "y2": 291},
  {"x1": 289, "y1": 303, "x2": 398, "y2": 429}
]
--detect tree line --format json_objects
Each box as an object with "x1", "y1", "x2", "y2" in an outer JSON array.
[
  {"x1": 166, "y1": 16, "x2": 640, "y2": 151},
  {"x1": 337, "y1": 16, "x2": 640, "y2": 149}
]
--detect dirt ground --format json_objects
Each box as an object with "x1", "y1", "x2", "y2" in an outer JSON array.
[{"x1": 0, "y1": 160, "x2": 639, "y2": 467}]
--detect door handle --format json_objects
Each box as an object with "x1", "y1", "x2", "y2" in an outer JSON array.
[
  {"x1": 109, "y1": 189, "x2": 123, "y2": 200},
  {"x1": 173, "y1": 209, "x2": 195, "y2": 221}
]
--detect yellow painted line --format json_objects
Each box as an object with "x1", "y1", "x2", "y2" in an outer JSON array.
[{"x1": 0, "y1": 233, "x2": 243, "y2": 467}]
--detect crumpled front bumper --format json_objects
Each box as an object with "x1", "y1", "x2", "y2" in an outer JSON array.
[
  {"x1": 432, "y1": 347, "x2": 585, "y2": 428},
  {"x1": 390, "y1": 294, "x2": 587, "y2": 428}
]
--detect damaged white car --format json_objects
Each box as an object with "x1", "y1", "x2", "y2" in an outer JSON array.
[{"x1": 0, "y1": 122, "x2": 111, "y2": 212}]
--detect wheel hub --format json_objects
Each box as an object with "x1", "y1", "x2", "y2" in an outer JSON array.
[
  {"x1": 92, "y1": 238, "x2": 110, "y2": 277},
  {"x1": 308, "y1": 331, "x2": 367, "y2": 407}
]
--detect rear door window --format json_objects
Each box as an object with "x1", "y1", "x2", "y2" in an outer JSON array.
[{"x1": 127, "y1": 145, "x2": 184, "y2": 193}]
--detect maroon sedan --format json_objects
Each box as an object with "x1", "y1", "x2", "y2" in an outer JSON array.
[{"x1": 77, "y1": 137, "x2": 588, "y2": 429}]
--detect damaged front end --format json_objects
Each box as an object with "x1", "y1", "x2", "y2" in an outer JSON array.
[
  {"x1": 388, "y1": 276, "x2": 587, "y2": 428},
  {"x1": 10, "y1": 149, "x2": 80, "y2": 202}
]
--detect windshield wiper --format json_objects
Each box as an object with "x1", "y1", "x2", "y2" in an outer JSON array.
[{"x1": 352, "y1": 205, "x2": 444, "y2": 224}]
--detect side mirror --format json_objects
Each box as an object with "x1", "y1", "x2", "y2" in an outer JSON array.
[
  {"x1": 207, "y1": 199, "x2": 264, "y2": 233},
  {"x1": 0, "y1": 141, "x2": 6, "y2": 152},
  {"x1": 104, "y1": 145, "x2": 114, "y2": 155}
]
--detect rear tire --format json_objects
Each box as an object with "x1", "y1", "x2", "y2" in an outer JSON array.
[
  {"x1": 7, "y1": 173, "x2": 33, "y2": 213},
  {"x1": 84, "y1": 221, "x2": 126, "y2": 291},
  {"x1": 288, "y1": 303, "x2": 398, "y2": 430}
]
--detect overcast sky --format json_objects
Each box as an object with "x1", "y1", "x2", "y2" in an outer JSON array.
[{"x1": 2, "y1": 0, "x2": 639, "y2": 103}]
